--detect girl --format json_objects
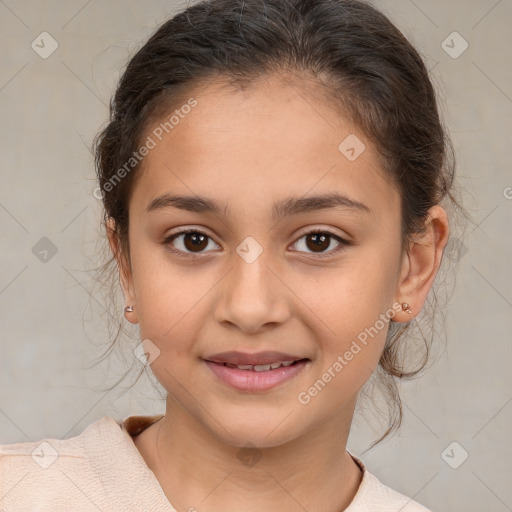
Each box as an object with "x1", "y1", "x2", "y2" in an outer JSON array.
[{"x1": 1, "y1": 0, "x2": 462, "y2": 510}]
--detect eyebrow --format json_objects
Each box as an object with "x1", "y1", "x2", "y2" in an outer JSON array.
[{"x1": 145, "y1": 192, "x2": 372, "y2": 220}]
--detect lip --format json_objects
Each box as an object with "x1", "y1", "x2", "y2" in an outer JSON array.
[
  {"x1": 204, "y1": 350, "x2": 306, "y2": 366},
  {"x1": 203, "y1": 357, "x2": 310, "y2": 392}
]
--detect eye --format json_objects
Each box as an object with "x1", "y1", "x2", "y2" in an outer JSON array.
[
  {"x1": 290, "y1": 229, "x2": 351, "y2": 257},
  {"x1": 162, "y1": 227, "x2": 351, "y2": 259},
  {"x1": 163, "y1": 228, "x2": 220, "y2": 258}
]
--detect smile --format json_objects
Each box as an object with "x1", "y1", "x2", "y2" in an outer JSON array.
[
  {"x1": 222, "y1": 360, "x2": 298, "y2": 371},
  {"x1": 204, "y1": 358, "x2": 310, "y2": 392}
]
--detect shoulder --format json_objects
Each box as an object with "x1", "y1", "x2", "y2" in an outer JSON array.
[
  {"x1": 0, "y1": 415, "x2": 171, "y2": 511},
  {"x1": 0, "y1": 415, "x2": 119, "y2": 471},
  {"x1": 346, "y1": 453, "x2": 434, "y2": 512}
]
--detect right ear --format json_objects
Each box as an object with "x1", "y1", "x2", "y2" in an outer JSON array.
[{"x1": 107, "y1": 217, "x2": 139, "y2": 324}]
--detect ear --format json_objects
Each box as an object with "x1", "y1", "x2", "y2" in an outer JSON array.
[
  {"x1": 107, "y1": 217, "x2": 139, "y2": 324},
  {"x1": 392, "y1": 205, "x2": 450, "y2": 323}
]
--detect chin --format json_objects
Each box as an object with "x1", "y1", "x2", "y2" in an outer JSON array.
[{"x1": 204, "y1": 409, "x2": 303, "y2": 449}]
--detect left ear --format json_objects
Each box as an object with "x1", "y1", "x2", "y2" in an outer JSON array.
[{"x1": 393, "y1": 205, "x2": 450, "y2": 322}]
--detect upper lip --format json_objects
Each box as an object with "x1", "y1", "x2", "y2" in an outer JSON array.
[{"x1": 204, "y1": 351, "x2": 308, "y2": 365}]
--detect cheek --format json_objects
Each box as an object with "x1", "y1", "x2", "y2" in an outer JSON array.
[
  {"x1": 295, "y1": 257, "x2": 394, "y2": 328},
  {"x1": 315, "y1": 313, "x2": 389, "y2": 398},
  {"x1": 130, "y1": 238, "x2": 200, "y2": 321},
  {"x1": 292, "y1": 255, "x2": 396, "y2": 374}
]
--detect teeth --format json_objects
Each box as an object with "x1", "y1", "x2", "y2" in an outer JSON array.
[
  {"x1": 222, "y1": 360, "x2": 298, "y2": 371},
  {"x1": 253, "y1": 364, "x2": 271, "y2": 372}
]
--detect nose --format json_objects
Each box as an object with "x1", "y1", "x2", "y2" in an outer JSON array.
[{"x1": 214, "y1": 247, "x2": 291, "y2": 334}]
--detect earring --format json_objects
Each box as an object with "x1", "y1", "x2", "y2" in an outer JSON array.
[
  {"x1": 401, "y1": 302, "x2": 412, "y2": 314},
  {"x1": 124, "y1": 305, "x2": 134, "y2": 313}
]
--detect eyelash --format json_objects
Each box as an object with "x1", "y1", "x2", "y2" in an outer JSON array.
[{"x1": 162, "y1": 228, "x2": 352, "y2": 259}]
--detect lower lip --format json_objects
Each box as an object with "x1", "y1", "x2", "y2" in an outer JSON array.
[{"x1": 204, "y1": 360, "x2": 309, "y2": 392}]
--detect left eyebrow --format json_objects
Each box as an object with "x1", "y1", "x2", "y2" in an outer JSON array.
[
  {"x1": 272, "y1": 192, "x2": 373, "y2": 220},
  {"x1": 145, "y1": 192, "x2": 373, "y2": 220}
]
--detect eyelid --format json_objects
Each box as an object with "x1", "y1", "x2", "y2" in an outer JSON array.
[
  {"x1": 165, "y1": 225, "x2": 215, "y2": 240},
  {"x1": 293, "y1": 225, "x2": 352, "y2": 244}
]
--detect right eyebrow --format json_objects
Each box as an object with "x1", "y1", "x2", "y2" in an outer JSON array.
[{"x1": 146, "y1": 194, "x2": 228, "y2": 216}]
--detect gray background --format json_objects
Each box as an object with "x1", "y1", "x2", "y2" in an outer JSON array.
[{"x1": 1, "y1": 1, "x2": 511, "y2": 511}]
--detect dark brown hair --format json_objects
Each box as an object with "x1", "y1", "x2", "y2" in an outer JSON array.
[{"x1": 92, "y1": 0, "x2": 467, "y2": 448}]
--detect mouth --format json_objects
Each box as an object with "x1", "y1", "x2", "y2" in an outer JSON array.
[
  {"x1": 204, "y1": 350, "x2": 309, "y2": 366},
  {"x1": 203, "y1": 351, "x2": 311, "y2": 392},
  {"x1": 213, "y1": 359, "x2": 308, "y2": 372}
]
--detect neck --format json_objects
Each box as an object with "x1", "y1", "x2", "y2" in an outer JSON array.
[{"x1": 134, "y1": 397, "x2": 363, "y2": 512}]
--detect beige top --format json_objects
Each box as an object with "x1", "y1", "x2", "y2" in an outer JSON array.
[{"x1": 0, "y1": 415, "x2": 433, "y2": 511}]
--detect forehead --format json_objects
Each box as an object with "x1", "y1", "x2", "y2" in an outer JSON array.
[{"x1": 130, "y1": 73, "x2": 400, "y2": 219}]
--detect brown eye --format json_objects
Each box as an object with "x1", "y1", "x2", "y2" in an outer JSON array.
[
  {"x1": 292, "y1": 230, "x2": 349, "y2": 256},
  {"x1": 182, "y1": 232, "x2": 208, "y2": 252},
  {"x1": 305, "y1": 233, "x2": 331, "y2": 252},
  {"x1": 164, "y1": 229, "x2": 219, "y2": 257}
]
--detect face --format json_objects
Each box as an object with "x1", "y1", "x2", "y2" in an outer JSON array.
[{"x1": 117, "y1": 73, "x2": 408, "y2": 448}]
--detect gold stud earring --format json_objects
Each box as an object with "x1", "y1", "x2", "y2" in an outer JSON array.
[{"x1": 401, "y1": 302, "x2": 412, "y2": 314}]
